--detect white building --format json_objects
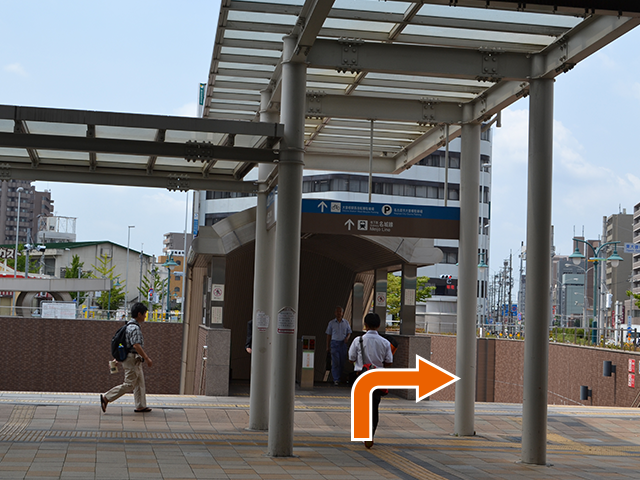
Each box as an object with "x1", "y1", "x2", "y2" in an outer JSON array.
[{"x1": 194, "y1": 133, "x2": 492, "y2": 332}]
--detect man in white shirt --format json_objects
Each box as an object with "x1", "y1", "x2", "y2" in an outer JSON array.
[
  {"x1": 348, "y1": 312, "x2": 393, "y2": 448},
  {"x1": 325, "y1": 306, "x2": 352, "y2": 385}
]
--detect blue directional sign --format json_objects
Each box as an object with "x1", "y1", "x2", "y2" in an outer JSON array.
[
  {"x1": 624, "y1": 243, "x2": 640, "y2": 254},
  {"x1": 301, "y1": 199, "x2": 460, "y2": 239}
]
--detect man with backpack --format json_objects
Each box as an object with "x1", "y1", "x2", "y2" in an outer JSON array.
[
  {"x1": 348, "y1": 312, "x2": 393, "y2": 449},
  {"x1": 100, "y1": 303, "x2": 153, "y2": 413}
]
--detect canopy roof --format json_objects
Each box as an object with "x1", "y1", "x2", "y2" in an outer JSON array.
[
  {"x1": 205, "y1": 0, "x2": 639, "y2": 175},
  {"x1": 0, "y1": 105, "x2": 282, "y2": 193},
  {"x1": 0, "y1": 1, "x2": 637, "y2": 192}
]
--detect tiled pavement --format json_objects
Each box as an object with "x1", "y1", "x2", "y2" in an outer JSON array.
[{"x1": 1, "y1": 387, "x2": 640, "y2": 479}]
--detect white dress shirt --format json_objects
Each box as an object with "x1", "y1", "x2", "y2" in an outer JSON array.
[{"x1": 348, "y1": 330, "x2": 393, "y2": 371}]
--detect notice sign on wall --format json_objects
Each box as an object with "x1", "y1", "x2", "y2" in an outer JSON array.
[
  {"x1": 405, "y1": 289, "x2": 416, "y2": 306},
  {"x1": 376, "y1": 292, "x2": 386, "y2": 307},
  {"x1": 256, "y1": 310, "x2": 270, "y2": 332},
  {"x1": 629, "y1": 374, "x2": 636, "y2": 388},
  {"x1": 302, "y1": 352, "x2": 314, "y2": 369},
  {"x1": 41, "y1": 302, "x2": 76, "y2": 319},
  {"x1": 629, "y1": 359, "x2": 636, "y2": 373},
  {"x1": 277, "y1": 306, "x2": 296, "y2": 334}
]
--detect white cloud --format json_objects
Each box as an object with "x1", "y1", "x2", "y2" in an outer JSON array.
[
  {"x1": 3, "y1": 63, "x2": 27, "y2": 77},
  {"x1": 174, "y1": 102, "x2": 198, "y2": 117}
]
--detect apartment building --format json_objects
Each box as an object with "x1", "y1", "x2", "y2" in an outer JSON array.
[{"x1": 0, "y1": 180, "x2": 53, "y2": 244}]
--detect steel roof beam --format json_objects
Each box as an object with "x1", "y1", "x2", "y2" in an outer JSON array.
[
  {"x1": 0, "y1": 104, "x2": 283, "y2": 138},
  {"x1": 0, "y1": 132, "x2": 280, "y2": 164},
  {"x1": 229, "y1": 0, "x2": 571, "y2": 36},
  {"x1": 393, "y1": 124, "x2": 462, "y2": 173},
  {"x1": 146, "y1": 129, "x2": 166, "y2": 175},
  {"x1": 303, "y1": 152, "x2": 397, "y2": 174},
  {"x1": 410, "y1": 0, "x2": 640, "y2": 17},
  {"x1": 306, "y1": 92, "x2": 464, "y2": 124},
  {"x1": 535, "y1": 14, "x2": 640, "y2": 79},
  {"x1": 289, "y1": 0, "x2": 336, "y2": 62},
  {"x1": 0, "y1": 159, "x2": 257, "y2": 193},
  {"x1": 12, "y1": 120, "x2": 40, "y2": 168},
  {"x1": 307, "y1": 39, "x2": 531, "y2": 81}
]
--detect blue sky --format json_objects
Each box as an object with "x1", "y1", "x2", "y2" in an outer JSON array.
[
  {"x1": 2, "y1": 2, "x2": 640, "y2": 277},
  {"x1": 0, "y1": 1, "x2": 219, "y2": 255}
]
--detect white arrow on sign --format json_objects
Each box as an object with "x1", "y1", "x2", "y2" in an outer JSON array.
[
  {"x1": 318, "y1": 201, "x2": 328, "y2": 213},
  {"x1": 345, "y1": 219, "x2": 355, "y2": 231}
]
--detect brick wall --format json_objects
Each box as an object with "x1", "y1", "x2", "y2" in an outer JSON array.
[
  {"x1": 0, "y1": 317, "x2": 183, "y2": 394},
  {"x1": 427, "y1": 335, "x2": 640, "y2": 407},
  {"x1": 429, "y1": 335, "x2": 457, "y2": 401}
]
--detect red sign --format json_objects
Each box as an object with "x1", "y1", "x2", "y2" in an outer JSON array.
[
  {"x1": 629, "y1": 374, "x2": 635, "y2": 388},
  {"x1": 629, "y1": 359, "x2": 636, "y2": 374}
]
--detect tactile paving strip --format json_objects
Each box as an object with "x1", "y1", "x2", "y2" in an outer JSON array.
[{"x1": 0, "y1": 405, "x2": 36, "y2": 440}]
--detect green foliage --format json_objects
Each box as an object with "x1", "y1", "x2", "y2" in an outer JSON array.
[
  {"x1": 386, "y1": 273, "x2": 435, "y2": 319},
  {"x1": 627, "y1": 290, "x2": 640, "y2": 310},
  {"x1": 5, "y1": 245, "x2": 40, "y2": 274},
  {"x1": 65, "y1": 254, "x2": 90, "y2": 303},
  {"x1": 138, "y1": 268, "x2": 167, "y2": 310},
  {"x1": 91, "y1": 254, "x2": 125, "y2": 310}
]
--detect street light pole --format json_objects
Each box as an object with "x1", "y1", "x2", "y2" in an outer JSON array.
[
  {"x1": 11, "y1": 186, "x2": 24, "y2": 316},
  {"x1": 162, "y1": 254, "x2": 178, "y2": 319},
  {"x1": 125, "y1": 225, "x2": 135, "y2": 309},
  {"x1": 13, "y1": 186, "x2": 24, "y2": 278},
  {"x1": 570, "y1": 238, "x2": 624, "y2": 342}
]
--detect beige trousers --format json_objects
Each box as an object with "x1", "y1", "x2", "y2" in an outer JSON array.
[{"x1": 104, "y1": 352, "x2": 146, "y2": 409}]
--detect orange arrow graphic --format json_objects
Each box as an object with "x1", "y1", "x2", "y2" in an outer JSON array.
[{"x1": 351, "y1": 355, "x2": 459, "y2": 441}]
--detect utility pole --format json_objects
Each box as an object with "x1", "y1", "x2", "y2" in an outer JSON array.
[{"x1": 508, "y1": 252, "x2": 513, "y2": 334}]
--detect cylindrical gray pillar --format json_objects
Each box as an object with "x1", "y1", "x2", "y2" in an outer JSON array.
[
  {"x1": 400, "y1": 264, "x2": 417, "y2": 335},
  {"x1": 454, "y1": 121, "x2": 480, "y2": 437},
  {"x1": 374, "y1": 269, "x2": 388, "y2": 334},
  {"x1": 248, "y1": 91, "x2": 278, "y2": 431},
  {"x1": 267, "y1": 35, "x2": 306, "y2": 457},
  {"x1": 521, "y1": 76, "x2": 554, "y2": 465}
]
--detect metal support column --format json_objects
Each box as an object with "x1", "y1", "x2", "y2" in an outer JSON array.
[
  {"x1": 454, "y1": 120, "x2": 480, "y2": 437},
  {"x1": 521, "y1": 74, "x2": 554, "y2": 465},
  {"x1": 352, "y1": 282, "x2": 364, "y2": 332},
  {"x1": 400, "y1": 264, "x2": 417, "y2": 335},
  {"x1": 248, "y1": 90, "x2": 278, "y2": 431},
  {"x1": 374, "y1": 269, "x2": 388, "y2": 334},
  {"x1": 267, "y1": 35, "x2": 306, "y2": 457}
]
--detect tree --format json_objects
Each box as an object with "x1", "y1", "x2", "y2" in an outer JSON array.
[
  {"x1": 6, "y1": 245, "x2": 40, "y2": 274},
  {"x1": 65, "y1": 254, "x2": 90, "y2": 303},
  {"x1": 628, "y1": 290, "x2": 640, "y2": 310},
  {"x1": 138, "y1": 268, "x2": 167, "y2": 311},
  {"x1": 91, "y1": 254, "x2": 125, "y2": 310},
  {"x1": 386, "y1": 272, "x2": 435, "y2": 320}
]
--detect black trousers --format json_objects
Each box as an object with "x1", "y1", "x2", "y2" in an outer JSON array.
[{"x1": 372, "y1": 390, "x2": 384, "y2": 437}]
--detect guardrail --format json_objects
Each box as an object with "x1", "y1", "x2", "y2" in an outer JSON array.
[{"x1": 0, "y1": 305, "x2": 182, "y2": 323}]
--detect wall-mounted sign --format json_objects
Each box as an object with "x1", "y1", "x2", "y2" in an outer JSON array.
[
  {"x1": 256, "y1": 310, "x2": 270, "y2": 332},
  {"x1": 277, "y1": 306, "x2": 296, "y2": 334},
  {"x1": 212, "y1": 284, "x2": 224, "y2": 301},
  {"x1": 301, "y1": 199, "x2": 459, "y2": 239}
]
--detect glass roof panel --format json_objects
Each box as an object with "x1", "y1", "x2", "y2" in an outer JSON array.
[
  {"x1": 26, "y1": 121, "x2": 86, "y2": 137},
  {"x1": 96, "y1": 153, "x2": 155, "y2": 165},
  {"x1": 0, "y1": 147, "x2": 29, "y2": 158},
  {"x1": 0, "y1": 119, "x2": 14, "y2": 133},
  {"x1": 165, "y1": 130, "x2": 222, "y2": 143},
  {"x1": 96, "y1": 126, "x2": 158, "y2": 141},
  {"x1": 37, "y1": 150, "x2": 89, "y2": 161}
]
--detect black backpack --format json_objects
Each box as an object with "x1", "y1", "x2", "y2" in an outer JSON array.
[{"x1": 111, "y1": 321, "x2": 135, "y2": 361}]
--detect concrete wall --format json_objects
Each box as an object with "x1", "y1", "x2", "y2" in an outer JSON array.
[{"x1": 0, "y1": 316, "x2": 182, "y2": 394}]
